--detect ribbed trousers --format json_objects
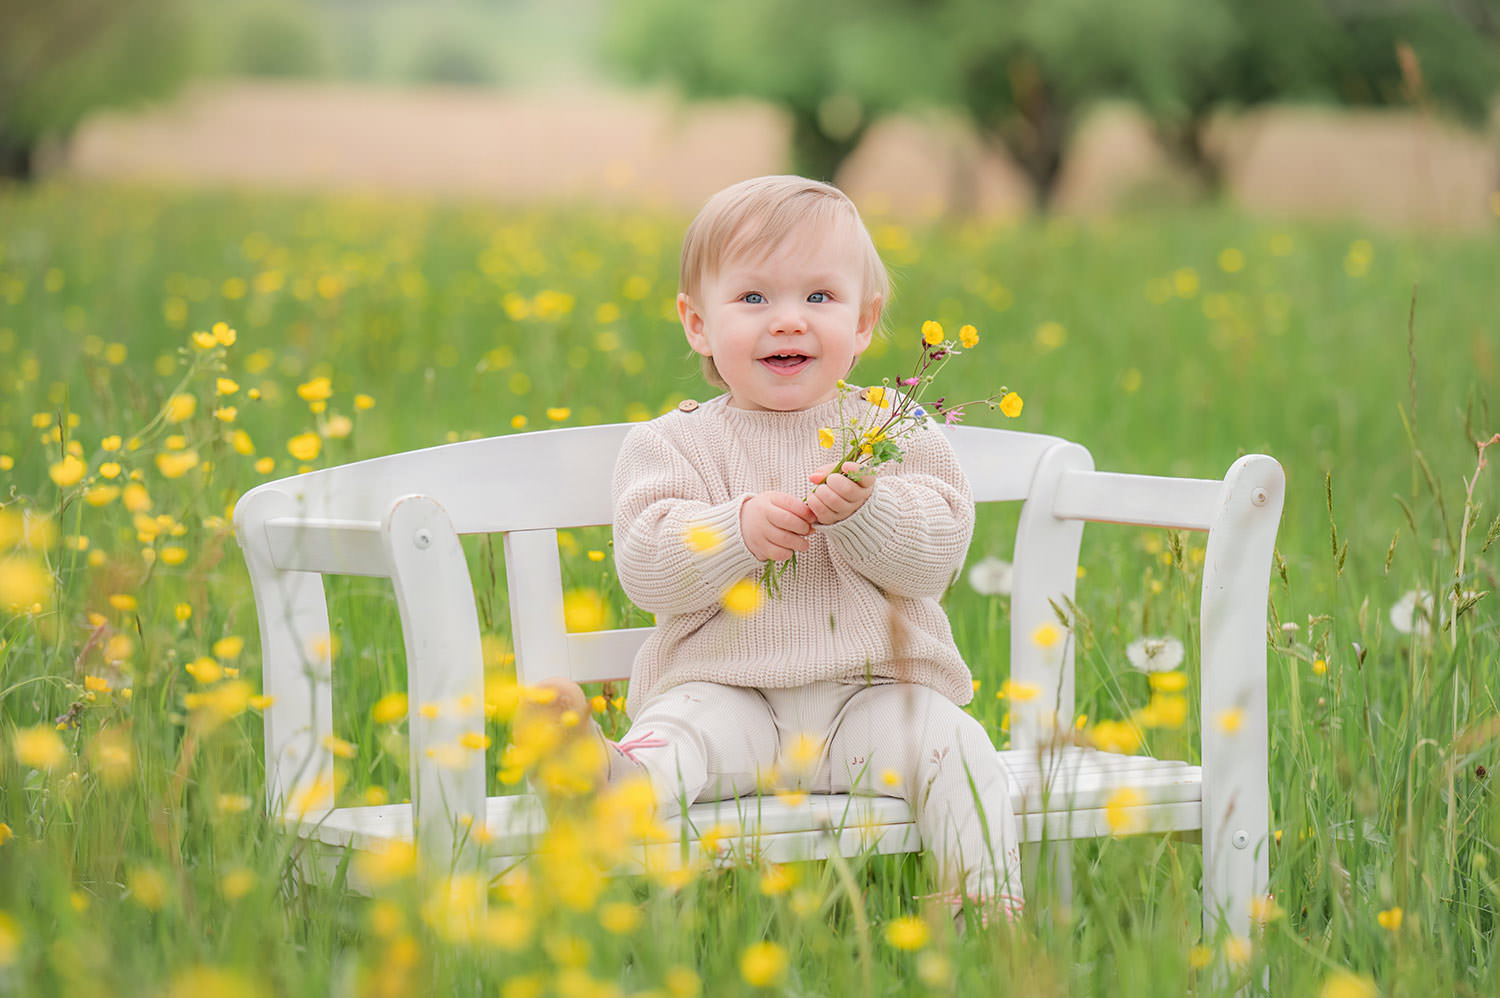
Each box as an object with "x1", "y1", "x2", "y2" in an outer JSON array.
[{"x1": 606, "y1": 679, "x2": 1024, "y2": 905}]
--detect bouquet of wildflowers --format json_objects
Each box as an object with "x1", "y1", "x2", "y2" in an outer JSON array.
[{"x1": 761, "y1": 320, "x2": 1023, "y2": 596}]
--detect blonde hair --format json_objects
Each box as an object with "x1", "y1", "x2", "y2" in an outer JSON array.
[{"x1": 679, "y1": 175, "x2": 889, "y2": 390}]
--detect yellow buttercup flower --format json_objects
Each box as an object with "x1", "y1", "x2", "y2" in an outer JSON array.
[
  {"x1": 1089, "y1": 718, "x2": 1143, "y2": 755},
  {"x1": 1376, "y1": 906, "x2": 1403, "y2": 931},
  {"x1": 921, "y1": 320, "x2": 944, "y2": 345},
  {"x1": 372, "y1": 692, "x2": 408, "y2": 724},
  {"x1": 155, "y1": 451, "x2": 200, "y2": 479},
  {"x1": 185, "y1": 657, "x2": 224, "y2": 684},
  {"x1": 546, "y1": 407, "x2": 571, "y2": 422},
  {"x1": 1148, "y1": 670, "x2": 1187, "y2": 692},
  {"x1": 214, "y1": 792, "x2": 255, "y2": 816},
  {"x1": 220, "y1": 869, "x2": 256, "y2": 902},
  {"x1": 286, "y1": 433, "x2": 321, "y2": 462},
  {"x1": 598, "y1": 901, "x2": 642, "y2": 935},
  {"x1": 1223, "y1": 935, "x2": 1252, "y2": 967},
  {"x1": 865, "y1": 385, "x2": 889, "y2": 408},
  {"x1": 48, "y1": 454, "x2": 86, "y2": 487},
  {"x1": 13, "y1": 726, "x2": 67, "y2": 771},
  {"x1": 818, "y1": 427, "x2": 835, "y2": 449},
  {"x1": 296, "y1": 377, "x2": 333, "y2": 402},
  {"x1": 213, "y1": 636, "x2": 245, "y2": 659},
  {"x1": 1320, "y1": 972, "x2": 1376, "y2": 998},
  {"x1": 562, "y1": 588, "x2": 607, "y2": 632},
  {"x1": 1105, "y1": 786, "x2": 1145, "y2": 835},
  {"x1": 999, "y1": 392, "x2": 1023, "y2": 418},
  {"x1": 123, "y1": 483, "x2": 151, "y2": 512},
  {"x1": 1031, "y1": 623, "x2": 1061, "y2": 648},
  {"x1": 723, "y1": 579, "x2": 761, "y2": 616},
  {"x1": 1251, "y1": 894, "x2": 1284, "y2": 924},
  {"x1": 959, "y1": 324, "x2": 979, "y2": 348},
  {"x1": 321, "y1": 735, "x2": 357, "y2": 759},
  {"x1": 999, "y1": 679, "x2": 1040, "y2": 702},
  {"x1": 684, "y1": 522, "x2": 724, "y2": 554},
  {"x1": 127, "y1": 867, "x2": 170, "y2": 911},
  {"x1": 739, "y1": 941, "x2": 787, "y2": 988},
  {"x1": 216, "y1": 378, "x2": 239, "y2": 395},
  {"x1": 164, "y1": 394, "x2": 197, "y2": 423},
  {"x1": 212, "y1": 321, "x2": 236, "y2": 346},
  {"x1": 884, "y1": 915, "x2": 930, "y2": 951}
]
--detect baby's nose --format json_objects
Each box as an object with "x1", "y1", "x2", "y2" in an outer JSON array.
[{"x1": 770, "y1": 306, "x2": 806, "y2": 334}]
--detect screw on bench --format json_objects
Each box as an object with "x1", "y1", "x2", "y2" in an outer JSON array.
[
  {"x1": 1232, "y1": 829, "x2": 1250, "y2": 849},
  {"x1": 1251, "y1": 488, "x2": 1268, "y2": 507},
  {"x1": 413, "y1": 528, "x2": 432, "y2": 550}
]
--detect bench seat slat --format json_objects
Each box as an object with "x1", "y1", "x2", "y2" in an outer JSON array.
[{"x1": 288, "y1": 749, "x2": 1202, "y2": 861}]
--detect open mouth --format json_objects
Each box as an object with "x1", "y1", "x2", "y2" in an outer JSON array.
[{"x1": 760, "y1": 353, "x2": 812, "y2": 373}]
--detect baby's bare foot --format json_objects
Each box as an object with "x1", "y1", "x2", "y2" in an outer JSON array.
[{"x1": 509, "y1": 678, "x2": 609, "y2": 804}]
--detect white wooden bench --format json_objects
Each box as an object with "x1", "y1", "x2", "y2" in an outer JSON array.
[{"x1": 234, "y1": 422, "x2": 1284, "y2": 942}]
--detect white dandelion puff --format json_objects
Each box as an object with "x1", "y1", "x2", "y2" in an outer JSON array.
[
  {"x1": 1389, "y1": 590, "x2": 1434, "y2": 637},
  {"x1": 968, "y1": 556, "x2": 1013, "y2": 596},
  {"x1": 1125, "y1": 636, "x2": 1185, "y2": 673}
]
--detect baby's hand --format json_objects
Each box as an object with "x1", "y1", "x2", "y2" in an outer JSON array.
[
  {"x1": 739, "y1": 491, "x2": 816, "y2": 562},
  {"x1": 806, "y1": 462, "x2": 875, "y2": 525}
]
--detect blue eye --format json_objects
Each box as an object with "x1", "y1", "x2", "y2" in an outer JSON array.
[
  {"x1": 808, "y1": 291, "x2": 829, "y2": 303},
  {"x1": 743, "y1": 292, "x2": 766, "y2": 304}
]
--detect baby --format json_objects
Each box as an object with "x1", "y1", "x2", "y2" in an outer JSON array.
[{"x1": 531, "y1": 175, "x2": 1023, "y2": 922}]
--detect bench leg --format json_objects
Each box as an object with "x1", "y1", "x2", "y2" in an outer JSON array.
[{"x1": 1203, "y1": 807, "x2": 1269, "y2": 995}]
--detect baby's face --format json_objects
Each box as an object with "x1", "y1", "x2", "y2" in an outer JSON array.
[{"x1": 678, "y1": 221, "x2": 878, "y2": 412}]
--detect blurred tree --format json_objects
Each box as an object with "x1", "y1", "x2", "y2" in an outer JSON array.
[
  {"x1": 929, "y1": 0, "x2": 1242, "y2": 206},
  {"x1": 0, "y1": 0, "x2": 197, "y2": 180},
  {"x1": 606, "y1": 0, "x2": 1499, "y2": 208},
  {"x1": 228, "y1": 2, "x2": 328, "y2": 79},
  {"x1": 408, "y1": 31, "x2": 496, "y2": 87},
  {"x1": 605, "y1": 0, "x2": 938, "y2": 181},
  {"x1": 1142, "y1": 0, "x2": 1500, "y2": 193},
  {"x1": 930, "y1": 0, "x2": 1500, "y2": 203}
]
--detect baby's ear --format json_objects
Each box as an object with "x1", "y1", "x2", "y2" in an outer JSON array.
[
  {"x1": 854, "y1": 295, "x2": 884, "y2": 352},
  {"x1": 679, "y1": 293, "x2": 712, "y2": 357}
]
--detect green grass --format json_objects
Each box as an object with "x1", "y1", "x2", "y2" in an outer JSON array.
[{"x1": 0, "y1": 181, "x2": 1497, "y2": 996}]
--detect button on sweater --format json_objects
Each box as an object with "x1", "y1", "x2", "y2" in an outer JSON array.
[{"x1": 612, "y1": 393, "x2": 976, "y2": 716}]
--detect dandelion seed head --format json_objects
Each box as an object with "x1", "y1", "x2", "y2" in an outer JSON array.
[
  {"x1": 967, "y1": 555, "x2": 1012, "y2": 596},
  {"x1": 1125, "y1": 636, "x2": 1184, "y2": 673}
]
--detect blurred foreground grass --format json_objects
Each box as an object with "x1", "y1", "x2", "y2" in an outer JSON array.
[{"x1": 0, "y1": 183, "x2": 1497, "y2": 996}]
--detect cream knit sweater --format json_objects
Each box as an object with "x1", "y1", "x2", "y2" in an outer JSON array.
[{"x1": 612, "y1": 393, "x2": 976, "y2": 717}]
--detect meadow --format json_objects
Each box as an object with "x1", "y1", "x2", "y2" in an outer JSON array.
[{"x1": 0, "y1": 181, "x2": 1497, "y2": 997}]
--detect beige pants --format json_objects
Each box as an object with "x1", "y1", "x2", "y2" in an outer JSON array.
[{"x1": 607, "y1": 680, "x2": 1024, "y2": 906}]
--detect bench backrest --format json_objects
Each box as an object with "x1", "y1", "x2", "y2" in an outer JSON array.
[{"x1": 235, "y1": 422, "x2": 1283, "y2": 840}]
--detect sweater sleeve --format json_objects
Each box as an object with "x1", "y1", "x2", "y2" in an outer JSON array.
[
  {"x1": 611, "y1": 423, "x2": 764, "y2": 614},
  {"x1": 820, "y1": 423, "x2": 974, "y2": 597}
]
